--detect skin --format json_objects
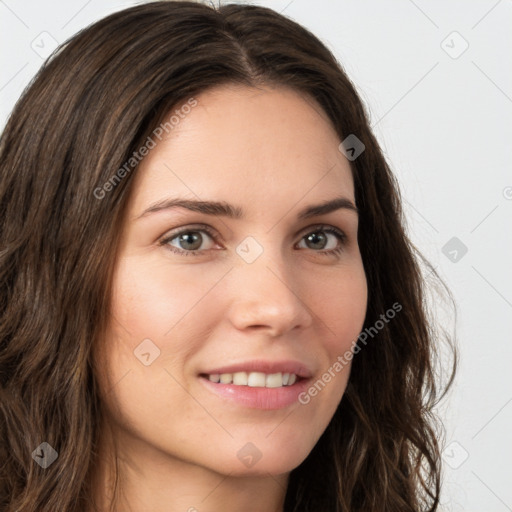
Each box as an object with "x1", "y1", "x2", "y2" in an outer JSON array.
[{"x1": 92, "y1": 83, "x2": 368, "y2": 512}]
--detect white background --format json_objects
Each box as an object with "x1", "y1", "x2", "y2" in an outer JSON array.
[{"x1": 1, "y1": 1, "x2": 511, "y2": 510}]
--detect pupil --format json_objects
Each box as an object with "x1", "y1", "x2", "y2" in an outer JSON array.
[
  {"x1": 307, "y1": 232, "x2": 326, "y2": 250},
  {"x1": 181, "y1": 232, "x2": 201, "y2": 250}
]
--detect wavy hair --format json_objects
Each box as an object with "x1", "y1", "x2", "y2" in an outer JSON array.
[{"x1": 0, "y1": 2, "x2": 456, "y2": 510}]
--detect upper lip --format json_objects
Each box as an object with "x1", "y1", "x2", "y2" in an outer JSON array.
[{"x1": 200, "y1": 360, "x2": 313, "y2": 379}]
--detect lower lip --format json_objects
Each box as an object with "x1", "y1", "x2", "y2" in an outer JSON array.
[{"x1": 199, "y1": 376, "x2": 310, "y2": 410}]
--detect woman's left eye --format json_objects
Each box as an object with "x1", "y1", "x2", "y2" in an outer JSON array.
[
  {"x1": 296, "y1": 227, "x2": 346, "y2": 255},
  {"x1": 159, "y1": 224, "x2": 347, "y2": 257}
]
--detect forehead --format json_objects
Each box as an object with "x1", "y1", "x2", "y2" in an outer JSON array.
[{"x1": 130, "y1": 84, "x2": 354, "y2": 216}]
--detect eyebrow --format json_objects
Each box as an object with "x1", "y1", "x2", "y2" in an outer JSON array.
[{"x1": 137, "y1": 195, "x2": 358, "y2": 220}]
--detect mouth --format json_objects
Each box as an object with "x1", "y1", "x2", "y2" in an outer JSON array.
[
  {"x1": 198, "y1": 360, "x2": 312, "y2": 410},
  {"x1": 199, "y1": 371, "x2": 300, "y2": 388}
]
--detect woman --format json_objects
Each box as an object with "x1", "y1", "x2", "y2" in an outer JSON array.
[{"x1": 0, "y1": 2, "x2": 456, "y2": 511}]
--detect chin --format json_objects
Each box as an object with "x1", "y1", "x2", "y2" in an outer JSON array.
[{"x1": 202, "y1": 440, "x2": 313, "y2": 478}]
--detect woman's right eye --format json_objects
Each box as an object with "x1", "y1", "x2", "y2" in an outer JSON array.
[{"x1": 160, "y1": 226, "x2": 218, "y2": 256}]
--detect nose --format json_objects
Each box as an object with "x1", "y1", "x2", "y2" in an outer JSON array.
[{"x1": 226, "y1": 250, "x2": 314, "y2": 338}]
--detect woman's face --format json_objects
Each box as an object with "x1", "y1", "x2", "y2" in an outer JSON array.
[{"x1": 95, "y1": 84, "x2": 367, "y2": 477}]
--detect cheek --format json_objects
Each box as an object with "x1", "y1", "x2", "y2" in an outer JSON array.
[
  {"x1": 93, "y1": 258, "x2": 223, "y2": 438},
  {"x1": 286, "y1": 263, "x2": 367, "y2": 424},
  {"x1": 109, "y1": 256, "x2": 231, "y2": 358},
  {"x1": 310, "y1": 264, "x2": 368, "y2": 352}
]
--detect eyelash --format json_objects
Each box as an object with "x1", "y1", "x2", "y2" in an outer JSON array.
[{"x1": 159, "y1": 223, "x2": 347, "y2": 257}]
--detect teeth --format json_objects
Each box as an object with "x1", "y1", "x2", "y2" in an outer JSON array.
[
  {"x1": 265, "y1": 373, "x2": 283, "y2": 388},
  {"x1": 248, "y1": 372, "x2": 266, "y2": 387},
  {"x1": 207, "y1": 371, "x2": 298, "y2": 387},
  {"x1": 233, "y1": 372, "x2": 248, "y2": 385},
  {"x1": 219, "y1": 373, "x2": 233, "y2": 384}
]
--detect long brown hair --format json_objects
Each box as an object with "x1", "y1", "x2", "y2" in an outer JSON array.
[{"x1": 0, "y1": 2, "x2": 456, "y2": 510}]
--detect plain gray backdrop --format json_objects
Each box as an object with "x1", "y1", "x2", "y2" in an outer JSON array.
[{"x1": 1, "y1": 1, "x2": 511, "y2": 510}]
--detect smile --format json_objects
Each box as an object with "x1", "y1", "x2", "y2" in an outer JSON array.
[
  {"x1": 198, "y1": 360, "x2": 312, "y2": 410},
  {"x1": 205, "y1": 371, "x2": 298, "y2": 388}
]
